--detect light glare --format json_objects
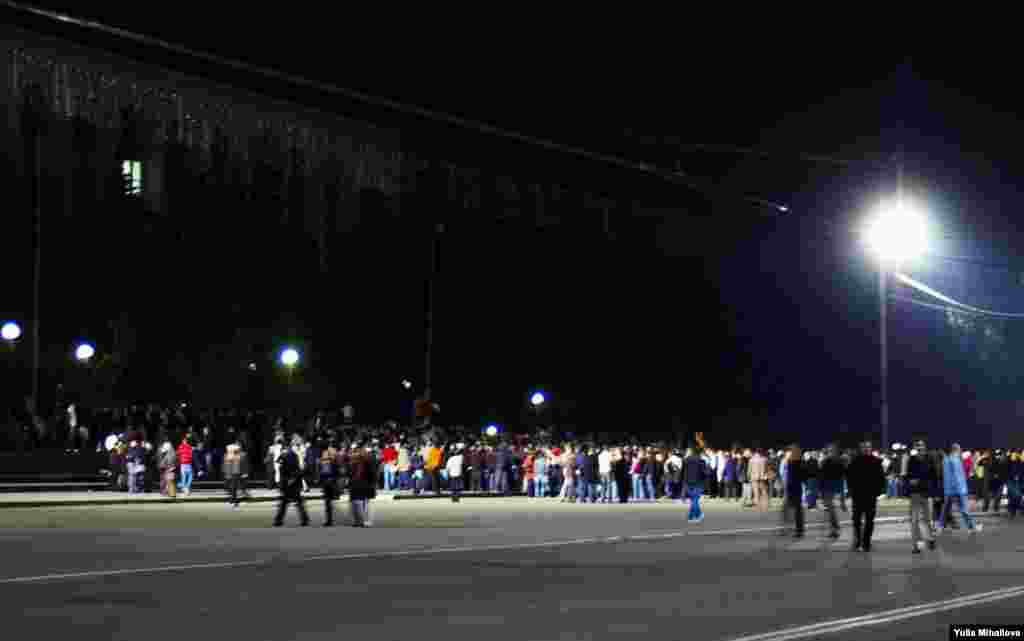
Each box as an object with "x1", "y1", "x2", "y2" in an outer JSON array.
[
  {"x1": 280, "y1": 348, "x2": 299, "y2": 367},
  {"x1": 531, "y1": 392, "x2": 546, "y2": 406},
  {"x1": 75, "y1": 343, "x2": 95, "y2": 361},
  {"x1": 864, "y1": 200, "x2": 929, "y2": 263},
  {"x1": 1, "y1": 322, "x2": 21, "y2": 341}
]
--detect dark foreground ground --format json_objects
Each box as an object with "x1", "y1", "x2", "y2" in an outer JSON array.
[{"x1": 0, "y1": 498, "x2": 1019, "y2": 640}]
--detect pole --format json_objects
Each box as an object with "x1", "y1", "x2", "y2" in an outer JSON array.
[
  {"x1": 880, "y1": 267, "x2": 889, "y2": 451},
  {"x1": 30, "y1": 120, "x2": 41, "y2": 419},
  {"x1": 423, "y1": 222, "x2": 440, "y2": 427}
]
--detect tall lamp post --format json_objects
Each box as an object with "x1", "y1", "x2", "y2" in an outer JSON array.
[
  {"x1": 863, "y1": 197, "x2": 929, "y2": 451},
  {"x1": 280, "y1": 347, "x2": 299, "y2": 416}
]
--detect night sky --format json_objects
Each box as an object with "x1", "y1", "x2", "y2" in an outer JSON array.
[{"x1": 10, "y1": 3, "x2": 1024, "y2": 447}]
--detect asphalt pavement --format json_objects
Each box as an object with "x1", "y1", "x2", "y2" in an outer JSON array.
[{"x1": 0, "y1": 497, "x2": 1019, "y2": 640}]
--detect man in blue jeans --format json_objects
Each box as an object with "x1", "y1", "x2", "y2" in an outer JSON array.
[{"x1": 683, "y1": 448, "x2": 709, "y2": 523}]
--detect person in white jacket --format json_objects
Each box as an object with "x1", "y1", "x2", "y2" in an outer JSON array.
[{"x1": 446, "y1": 444, "x2": 465, "y2": 503}]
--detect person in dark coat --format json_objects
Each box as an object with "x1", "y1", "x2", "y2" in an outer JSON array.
[
  {"x1": 348, "y1": 444, "x2": 379, "y2": 527},
  {"x1": 318, "y1": 439, "x2": 341, "y2": 526},
  {"x1": 846, "y1": 440, "x2": 886, "y2": 552},
  {"x1": 984, "y1": 450, "x2": 1010, "y2": 513},
  {"x1": 782, "y1": 445, "x2": 807, "y2": 538},
  {"x1": 612, "y1": 449, "x2": 630, "y2": 504},
  {"x1": 273, "y1": 437, "x2": 309, "y2": 527}
]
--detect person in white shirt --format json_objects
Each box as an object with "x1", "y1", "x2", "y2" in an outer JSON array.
[
  {"x1": 599, "y1": 447, "x2": 615, "y2": 503},
  {"x1": 446, "y1": 444, "x2": 465, "y2": 503}
]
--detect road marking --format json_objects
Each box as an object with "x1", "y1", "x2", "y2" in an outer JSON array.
[
  {"x1": 0, "y1": 514, "x2": 996, "y2": 585},
  {"x1": 722, "y1": 584, "x2": 1024, "y2": 641}
]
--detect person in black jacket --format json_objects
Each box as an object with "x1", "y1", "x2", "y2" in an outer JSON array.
[
  {"x1": 819, "y1": 444, "x2": 846, "y2": 539},
  {"x1": 782, "y1": 445, "x2": 807, "y2": 538},
  {"x1": 612, "y1": 449, "x2": 630, "y2": 504},
  {"x1": 273, "y1": 437, "x2": 310, "y2": 527},
  {"x1": 846, "y1": 440, "x2": 886, "y2": 552},
  {"x1": 984, "y1": 450, "x2": 1009, "y2": 513},
  {"x1": 683, "y1": 448, "x2": 710, "y2": 523},
  {"x1": 902, "y1": 439, "x2": 936, "y2": 553}
]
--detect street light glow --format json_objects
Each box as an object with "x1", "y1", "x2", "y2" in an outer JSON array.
[
  {"x1": 1, "y1": 322, "x2": 21, "y2": 341},
  {"x1": 75, "y1": 343, "x2": 95, "y2": 362},
  {"x1": 402, "y1": 379, "x2": 413, "y2": 390},
  {"x1": 280, "y1": 348, "x2": 299, "y2": 367},
  {"x1": 864, "y1": 199, "x2": 929, "y2": 264},
  {"x1": 486, "y1": 425, "x2": 498, "y2": 436},
  {"x1": 531, "y1": 392, "x2": 546, "y2": 406}
]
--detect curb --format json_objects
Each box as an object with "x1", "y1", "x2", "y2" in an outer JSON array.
[{"x1": 0, "y1": 495, "x2": 323, "y2": 509}]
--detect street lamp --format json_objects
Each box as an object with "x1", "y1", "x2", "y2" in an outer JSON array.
[
  {"x1": 280, "y1": 348, "x2": 299, "y2": 384},
  {"x1": 863, "y1": 196, "x2": 930, "y2": 451},
  {"x1": 402, "y1": 379, "x2": 413, "y2": 390},
  {"x1": 1, "y1": 321, "x2": 21, "y2": 343},
  {"x1": 530, "y1": 391, "x2": 546, "y2": 407},
  {"x1": 74, "y1": 342, "x2": 95, "y2": 362},
  {"x1": 486, "y1": 424, "x2": 499, "y2": 437}
]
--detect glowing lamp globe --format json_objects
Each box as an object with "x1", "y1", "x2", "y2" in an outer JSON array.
[
  {"x1": 280, "y1": 348, "x2": 299, "y2": 367},
  {"x1": 864, "y1": 200, "x2": 929, "y2": 264},
  {"x1": 486, "y1": 425, "x2": 498, "y2": 437},
  {"x1": 1, "y1": 322, "x2": 21, "y2": 341},
  {"x1": 75, "y1": 343, "x2": 95, "y2": 361},
  {"x1": 531, "y1": 392, "x2": 546, "y2": 406}
]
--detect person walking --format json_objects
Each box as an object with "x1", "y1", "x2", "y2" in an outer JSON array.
[
  {"x1": 1007, "y1": 450, "x2": 1023, "y2": 519},
  {"x1": 683, "y1": 447, "x2": 710, "y2": 523},
  {"x1": 984, "y1": 450, "x2": 1009, "y2": 513},
  {"x1": 902, "y1": 439, "x2": 937, "y2": 554},
  {"x1": 847, "y1": 440, "x2": 886, "y2": 552},
  {"x1": 819, "y1": 443, "x2": 845, "y2": 540},
  {"x1": 782, "y1": 445, "x2": 807, "y2": 538},
  {"x1": 273, "y1": 436, "x2": 309, "y2": 527},
  {"x1": 319, "y1": 438, "x2": 341, "y2": 526},
  {"x1": 940, "y1": 443, "x2": 979, "y2": 533},
  {"x1": 749, "y1": 449, "x2": 769, "y2": 511}
]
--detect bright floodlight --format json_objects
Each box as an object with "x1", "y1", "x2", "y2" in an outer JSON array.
[
  {"x1": 402, "y1": 379, "x2": 413, "y2": 390},
  {"x1": 280, "y1": 348, "x2": 299, "y2": 367},
  {"x1": 1, "y1": 322, "x2": 21, "y2": 341},
  {"x1": 486, "y1": 425, "x2": 498, "y2": 436},
  {"x1": 531, "y1": 392, "x2": 546, "y2": 406},
  {"x1": 75, "y1": 343, "x2": 95, "y2": 362},
  {"x1": 864, "y1": 199, "x2": 929, "y2": 263}
]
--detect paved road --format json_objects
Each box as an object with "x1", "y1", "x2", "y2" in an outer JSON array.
[{"x1": 0, "y1": 498, "x2": 1018, "y2": 640}]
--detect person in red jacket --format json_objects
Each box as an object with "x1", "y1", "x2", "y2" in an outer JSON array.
[
  {"x1": 178, "y1": 437, "x2": 195, "y2": 496},
  {"x1": 381, "y1": 443, "x2": 398, "y2": 490}
]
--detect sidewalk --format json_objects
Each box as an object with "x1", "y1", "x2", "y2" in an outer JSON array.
[{"x1": 0, "y1": 488, "x2": 534, "y2": 508}]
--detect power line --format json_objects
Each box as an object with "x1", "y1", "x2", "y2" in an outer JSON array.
[{"x1": 894, "y1": 272, "x2": 1024, "y2": 319}]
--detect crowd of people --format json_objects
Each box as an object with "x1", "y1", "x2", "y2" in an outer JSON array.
[{"x1": 83, "y1": 404, "x2": 1024, "y2": 542}]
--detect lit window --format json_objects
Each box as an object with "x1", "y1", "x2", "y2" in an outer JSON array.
[{"x1": 122, "y1": 160, "x2": 143, "y2": 195}]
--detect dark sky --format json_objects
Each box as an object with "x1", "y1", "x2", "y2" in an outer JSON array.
[{"x1": 13, "y1": 2, "x2": 1024, "y2": 447}]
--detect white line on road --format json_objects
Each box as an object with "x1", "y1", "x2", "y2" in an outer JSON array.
[
  {"x1": 722, "y1": 584, "x2": 1024, "y2": 641},
  {"x1": 0, "y1": 514, "x2": 989, "y2": 585}
]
